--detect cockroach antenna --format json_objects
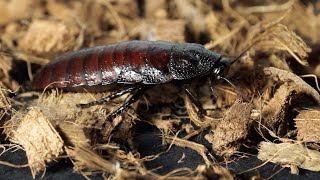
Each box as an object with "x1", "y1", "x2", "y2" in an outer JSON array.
[
  {"x1": 219, "y1": 76, "x2": 250, "y2": 102},
  {"x1": 225, "y1": 43, "x2": 257, "y2": 102},
  {"x1": 210, "y1": 43, "x2": 257, "y2": 102},
  {"x1": 230, "y1": 42, "x2": 256, "y2": 65}
]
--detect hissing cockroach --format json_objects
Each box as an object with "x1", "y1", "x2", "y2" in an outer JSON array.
[{"x1": 32, "y1": 40, "x2": 243, "y2": 120}]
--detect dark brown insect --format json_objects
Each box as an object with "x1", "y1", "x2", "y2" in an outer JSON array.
[{"x1": 32, "y1": 40, "x2": 233, "y2": 120}]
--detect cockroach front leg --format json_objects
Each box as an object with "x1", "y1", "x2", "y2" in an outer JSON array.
[{"x1": 184, "y1": 88, "x2": 206, "y2": 118}]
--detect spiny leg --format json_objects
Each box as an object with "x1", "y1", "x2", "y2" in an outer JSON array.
[
  {"x1": 209, "y1": 77, "x2": 218, "y2": 102},
  {"x1": 77, "y1": 86, "x2": 140, "y2": 108},
  {"x1": 184, "y1": 88, "x2": 206, "y2": 117},
  {"x1": 106, "y1": 86, "x2": 148, "y2": 121}
]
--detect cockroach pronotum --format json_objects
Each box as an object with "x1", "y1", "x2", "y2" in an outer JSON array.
[{"x1": 32, "y1": 40, "x2": 249, "y2": 120}]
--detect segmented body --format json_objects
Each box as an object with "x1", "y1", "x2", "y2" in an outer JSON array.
[{"x1": 32, "y1": 40, "x2": 223, "y2": 89}]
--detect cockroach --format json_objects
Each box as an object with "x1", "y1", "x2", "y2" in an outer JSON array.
[{"x1": 32, "y1": 40, "x2": 249, "y2": 120}]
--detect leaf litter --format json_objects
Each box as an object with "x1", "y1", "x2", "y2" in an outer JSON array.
[{"x1": 1, "y1": 0, "x2": 320, "y2": 179}]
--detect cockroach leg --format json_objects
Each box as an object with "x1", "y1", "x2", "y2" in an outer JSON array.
[
  {"x1": 77, "y1": 86, "x2": 140, "y2": 108},
  {"x1": 184, "y1": 88, "x2": 206, "y2": 117},
  {"x1": 106, "y1": 86, "x2": 148, "y2": 120},
  {"x1": 208, "y1": 77, "x2": 218, "y2": 102}
]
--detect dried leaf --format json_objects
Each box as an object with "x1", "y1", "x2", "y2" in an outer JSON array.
[
  {"x1": 261, "y1": 67, "x2": 320, "y2": 136},
  {"x1": 261, "y1": 85, "x2": 295, "y2": 136}
]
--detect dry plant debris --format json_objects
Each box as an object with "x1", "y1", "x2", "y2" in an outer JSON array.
[
  {"x1": 0, "y1": 55, "x2": 19, "y2": 90},
  {"x1": 246, "y1": 23, "x2": 311, "y2": 66},
  {"x1": 165, "y1": 135, "x2": 211, "y2": 166},
  {"x1": 1, "y1": 0, "x2": 320, "y2": 179},
  {"x1": 295, "y1": 107, "x2": 320, "y2": 143},
  {"x1": 57, "y1": 121, "x2": 90, "y2": 148},
  {"x1": 263, "y1": 67, "x2": 320, "y2": 104},
  {"x1": 10, "y1": 108, "x2": 64, "y2": 178},
  {"x1": 139, "y1": 19, "x2": 185, "y2": 42},
  {"x1": 19, "y1": 20, "x2": 81, "y2": 56},
  {"x1": 256, "y1": 67, "x2": 320, "y2": 137},
  {"x1": 65, "y1": 146, "x2": 147, "y2": 179},
  {"x1": 258, "y1": 142, "x2": 320, "y2": 173},
  {"x1": 0, "y1": 87, "x2": 12, "y2": 131},
  {"x1": 260, "y1": 67, "x2": 320, "y2": 137},
  {"x1": 192, "y1": 165, "x2": 235, "y2": 180},
  {"x1": 0, "y1": 0, "x2": 43, "y2": 25},
  {"x1": 205, "y1": 99, "x2": 254, "y2": 156}
]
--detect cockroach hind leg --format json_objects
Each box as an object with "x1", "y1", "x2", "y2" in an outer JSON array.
[{"x1": 76, "y1": 86, "x2": 140, "y2": 108}]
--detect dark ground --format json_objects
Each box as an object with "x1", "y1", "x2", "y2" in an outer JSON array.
[{"x1": 1, "y1": 124, "x2": 319, "y2": 180}]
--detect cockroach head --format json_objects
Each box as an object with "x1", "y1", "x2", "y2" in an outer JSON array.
[
  {"x1": 169, "y1": 43, "x2": 231, "y2": 80},
  {"x1": 170, "y1": 43, "x2": 223, "y2": 80},
  {"x1": 211, "y1": 56, "x2": 230, "y2": 80}
]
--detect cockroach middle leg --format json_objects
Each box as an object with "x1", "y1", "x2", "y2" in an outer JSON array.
[
  {"x1": 106, "y1": 86, "x2": 148, "y2": 121},
  {"x1": 77, "y1": 86, "x2": 141, "y2": 108},
  {"x1": 184, "y1": 88, "x2": 206, "y2": 117}
]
